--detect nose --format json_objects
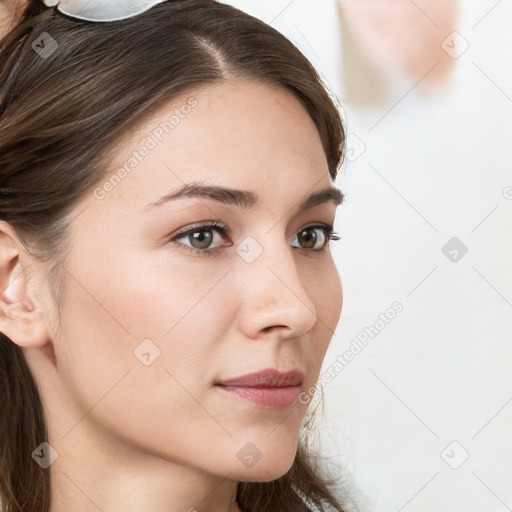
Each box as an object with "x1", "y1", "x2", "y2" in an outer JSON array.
[{"x1": 234, "y1": 234, "x2": 319, "y2": 341}]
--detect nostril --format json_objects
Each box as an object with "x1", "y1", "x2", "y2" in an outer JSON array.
[{"x1": 262, "y1": 325, "x2": 286, "y2": 333}]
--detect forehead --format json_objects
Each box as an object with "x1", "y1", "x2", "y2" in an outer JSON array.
[{"x1": 95, "y1": 77, "x2": 331, "y2": 211}]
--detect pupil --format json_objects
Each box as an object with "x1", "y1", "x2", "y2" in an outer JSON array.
[
  {"x1": 299, "y1": 228, "x2": 317, "y2": 248},
  {"x1": 191, "y1": 230, "x2": 213, "y2": 249}
]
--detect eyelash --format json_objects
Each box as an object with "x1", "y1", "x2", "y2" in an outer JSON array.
[{"x1": 168, "y1": 221, "x2": 341, "y2": 258}]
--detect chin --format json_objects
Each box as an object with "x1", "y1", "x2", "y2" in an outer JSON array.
[
  {"x1": 234, "y1": 467, "x2": 293, "y2": 483},
  {"x1": 231, "y1": 447, "x2": 298, "y2": 483}
]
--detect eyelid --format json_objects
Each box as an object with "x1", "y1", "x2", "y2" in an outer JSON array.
[{"x1": 170, "y1": 220, "x2": 229, "y2": 239}]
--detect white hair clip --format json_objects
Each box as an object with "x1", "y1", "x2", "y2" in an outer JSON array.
[{"x1": 42, "y1": 0, "x2": 167, "y2": 22}]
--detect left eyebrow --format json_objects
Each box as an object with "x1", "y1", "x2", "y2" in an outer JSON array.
[{"x1": 145, "y1": 181, "x2": 345, "y2": 211}]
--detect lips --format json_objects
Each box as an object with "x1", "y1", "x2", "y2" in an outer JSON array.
[
  {"x1": 214, "y1": 368, "x2": 304, "y2": 409},
  {"x1": 215, "y1": 368, "x2": 304, "y2": 387}
]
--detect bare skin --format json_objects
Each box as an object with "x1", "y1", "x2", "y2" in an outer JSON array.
[{"x1": 0, "y1": 77, "x2": 343, "y2": 512}]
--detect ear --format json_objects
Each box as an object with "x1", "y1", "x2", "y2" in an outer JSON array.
[{"x1": 0, "y1": 221, "x2": 51, "y2": 348}]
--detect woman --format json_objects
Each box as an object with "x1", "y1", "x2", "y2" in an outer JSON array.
[{"x1": 0, "y1": 1, "x2": 349, "y2": 510}]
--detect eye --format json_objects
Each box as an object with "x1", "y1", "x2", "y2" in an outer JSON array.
[
  {"x1": 170, "y1": 221, "x2": 232, "y2": 256},
  {"x1": 291, "y1": 224, "x2": 339, "y2": 252}
]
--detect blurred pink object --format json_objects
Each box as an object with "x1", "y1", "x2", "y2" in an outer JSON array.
[{"x1": 338, "y1": 0, "x2": 460, "y2": 104}]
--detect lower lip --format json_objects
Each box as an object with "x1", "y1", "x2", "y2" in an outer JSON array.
[{"x1": 215, "y1": 385, "x2": 300, "y2": 409}]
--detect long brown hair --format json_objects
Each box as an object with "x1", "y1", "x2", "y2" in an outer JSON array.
[{"x1": 0, "y1": 1, "x2": 348, "y2": 510}]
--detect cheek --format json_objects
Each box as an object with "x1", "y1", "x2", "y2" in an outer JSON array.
[
  {"x1": 293, "y1": 258, "x2": 343, "y2": 386},
  {"x1": 327, "y1": 265, "x2": 343, "y2": 328},
  {"x1": 306, "y1": 257, "x2": 343, "y2": 338},
  {"x1": 52, "y1": 256, "x2": 235, "y2": 458},
  {"x1": 56, "y1": 255, "x2": 229, "y2": 375}
]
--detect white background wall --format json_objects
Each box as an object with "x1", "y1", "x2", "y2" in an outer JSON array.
[{"x1": 223, "y1": 1, "x2": 512, "y2": 511}]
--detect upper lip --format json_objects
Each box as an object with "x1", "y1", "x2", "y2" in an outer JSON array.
[{"x1": 215, "y1": 368, "x2": 304, "y2": 388}]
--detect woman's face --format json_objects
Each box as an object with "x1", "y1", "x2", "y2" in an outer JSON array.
[{"x1": 37, "y1": 77, "x2": 343, "y2": 481}]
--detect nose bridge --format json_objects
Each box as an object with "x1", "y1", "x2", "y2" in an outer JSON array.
[{"x1": 234, "y1": 230, "x2": 318, "y2": 338}]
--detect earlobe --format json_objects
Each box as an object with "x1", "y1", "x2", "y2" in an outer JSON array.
[{"x1": 0, "y1": 221, "x2": 50, "y2": 348}]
